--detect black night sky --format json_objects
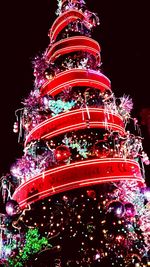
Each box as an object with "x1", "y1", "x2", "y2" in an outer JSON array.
[{"x1": 0, "y1": 0, "x2": 150, "y2": 183}]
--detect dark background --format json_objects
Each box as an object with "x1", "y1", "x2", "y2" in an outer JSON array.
[{"x1": 0, "y1": 0, "x2": 150, "y2": 183}]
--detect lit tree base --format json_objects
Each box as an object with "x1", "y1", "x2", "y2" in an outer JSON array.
[{"x1": 7, "y1": 183, "x2": 149, "y2": 267}]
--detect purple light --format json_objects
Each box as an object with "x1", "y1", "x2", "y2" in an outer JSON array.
[
  {"x1": 107, "y1": 201, "x2": 125, "y2": 218},
  {"x1": 144, "y1": 188, "x2": 150, "y2": 201},
  {"x1": 5, "y1": 200, "x2": 19, "y2": 216},
  {"x1": 125, "y1": 203, "x2": 135, "y2": 217},
  {"x1": 94, "y1": 253, "x2": 100, "y2": 260},
  {"x1": 141, "y1": 187, "x2": 150, "y2": 201},
  {"x1": 6, "y1": 206, "x2": 14, "y2": 216},
  {"x1": 116, "y1": 207, "x2": 123, "y2": 215}
]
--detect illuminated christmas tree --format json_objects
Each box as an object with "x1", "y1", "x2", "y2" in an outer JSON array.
[{"x1": 0, "y1": 0, "x2": 150, "y2": 266}]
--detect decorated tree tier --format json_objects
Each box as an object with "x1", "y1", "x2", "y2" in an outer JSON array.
[{"x1": 0, "y1": 0, "x2": 150, "y2": 266}]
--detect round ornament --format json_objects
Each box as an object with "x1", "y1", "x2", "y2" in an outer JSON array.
[
  {"x1": 87, "y1": 190, "x2": 96, "y2": 199},
  {"x1": 107, "y1": 200, "x2": 125, "y2": 218},
  {"x1": 54, "y1": 145, "x2": 71, "y2": 162},
  {"x1": 93, "y1": 141, "x2": 110, "y2": 158},
  {"x1": 124, "y1": 202, "x2": 136, "y2": 217},
  {"x1": 5, "y1": 200, "x2": 19, "y2": 216}
]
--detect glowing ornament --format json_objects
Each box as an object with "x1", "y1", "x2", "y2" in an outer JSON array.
[
  {"x1": 54, "y1": 145, "x2": 71, "y2": 162},
  {"x1": 86, "y1": 190, "x2": 96, "y2": 199},
  {"x1": 107, "y1": 201, "x2": 125, "y2": 218},
  {"x1": 94, "y1": 252, "x2": 101, "y2": 261},
  {"x1": 13, "y1": 122, "x2": 19, "y2": 133},
  {"x1": 93, "y1": 141, "x2": 110, "y2": 158},
  {"x1": 141, "y1": 152, "x2": 150, "y2": 165},
  {"x1": 142, "y1": 187, "x2": 150, "y2": 201},
  {"x1": 62, "y1": 195, "x2": 68, "y2": 202},
  {"x1": 43, "y1": 96, "x2": 49, "y2": 110},
  {"x1": 124, "y1": 202, "x2": 136, "y2": 217},
  {"x1": 32, "y1": 119, "x2": 37, "y2": 128},
  {"x1": 5, "y1": 200, "x2": 19, "y2": 216}
]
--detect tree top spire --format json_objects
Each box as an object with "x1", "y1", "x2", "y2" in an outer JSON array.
[{"x1": 56, "y1": 0, "x2": 86, "y2": 16}]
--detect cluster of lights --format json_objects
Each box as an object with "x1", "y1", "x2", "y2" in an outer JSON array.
[{"x1": 7, "y1": 185, "x2": 149, "y2": 266}]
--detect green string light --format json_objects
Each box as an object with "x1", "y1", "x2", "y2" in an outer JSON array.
[{"x1": 7, "y1": 228, "x2": 52, "y2": 267}]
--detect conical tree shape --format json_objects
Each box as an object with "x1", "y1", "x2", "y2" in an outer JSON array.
[{"x1": 0, "y1": 1, "x2": 150, "y2": 266}]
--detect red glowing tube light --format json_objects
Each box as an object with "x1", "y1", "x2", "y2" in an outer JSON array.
[
  {"x1": 41, "y1": 69, "x2": 111, "y2": 97},
  {"x1": 49, "y1": 9, "x2": 87, "y2": 41},
  {"x1": 12, "y1": 158, "x2": 144, "y2": 209},
  {"x1": 25, "y1": 108, "x2": 125, "y2": 146},
  {"x1": 46, "y1": 36, "x2": 101, "y2": 63}
]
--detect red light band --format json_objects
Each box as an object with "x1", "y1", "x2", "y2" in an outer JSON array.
[{"x1": 12, "y1": 158, "x2": 144, "y2": 209}]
